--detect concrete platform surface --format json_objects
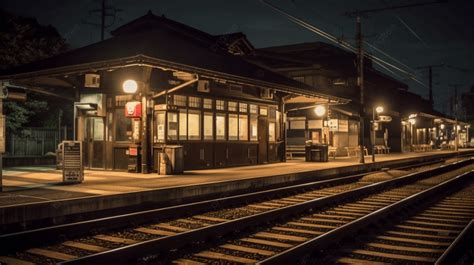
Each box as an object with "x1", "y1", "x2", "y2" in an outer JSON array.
[{"x1": 1, "y1": 150, "x2": 472, "y2": 207}]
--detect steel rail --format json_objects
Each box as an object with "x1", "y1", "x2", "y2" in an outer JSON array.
[
  {"x1": 0, "y1": 157, "x2": 449, "y2": 253},
  {"x1": 56, "y1": 158, "x2": 472, "y2": 265},
  {"x1": 436, "y1": 219, "x2": 474, "y2": 265},
  {"x1": 258, "y1": 170, "x2": 474, "y2": 264}
]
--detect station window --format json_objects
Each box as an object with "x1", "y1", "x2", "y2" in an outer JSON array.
[
  {"x1": 189, "y1": 96, "x2": 201, "y2": 108},
  {"x1": 156, "y1": 112, "x2": 165, "y2": 142},
  {"x1": 179, "y1": 109, "x2": 187, "y2": 140},
  {"x1": 239, "y1": 103, "x2": 248, "y2": 113},
  {"x1": 188, "y1": 110, "x2": 201, "y2": 140},
  {"x1": 250, "y1": 104, "x2": 258, "y2": 114},
  {"x1": 269, "y1": 122, "x2": 276, "y2": 142},
  {"x1": 216, "y1": 113, "x2": 226, "y2": 140},
  {"x1": 228, "y1": 101, "x2": 238, "y2": 112},
  {"x1": 239, "y1": 114, "x2": 248, "y2": 141},
  {"x1": 229, "y1": 113, "x2": 238, "y2": 140},
  {"x1": 203, "y1": 98, "x2": 213, "y2": 109},
  {"x1": 250, "y1": 116, "x2": 258, "y2": 141},
  {"x1": 167, "y1": 112, "x2": 178, "y2": 140},
  {"x1": 115, "y1": 109, "x2": 131, "y2": 142},
  {"x1": 216, "y1": 100, "x2": 226, "y2": 111},
  {"x1": 260, "y1": 106, "x2": 268, "y2": 116},
  {"x1": 173, "y1": 95, "x2": 187, "y2": 107},
  {"x1": 204, "y1": 112, "x2": 213, "y2": 140}
]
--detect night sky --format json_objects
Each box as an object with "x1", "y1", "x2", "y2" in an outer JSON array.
[{"x1": 2, "y1": 0, "x2": 473, "y2": 113}]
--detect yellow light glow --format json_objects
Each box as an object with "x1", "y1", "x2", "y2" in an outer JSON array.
[
  {"x1": 123, "y1": 79, "x2": 138, "y2": 93},
  {"x1": 314, "y1": 105, "x2": 326, "y2": 117},
  {"x1": 440, "y1": 124, "x2": 445, "y2": 129},
  {"x1": 375, "y1": 106, "x2": 384, "y2": 114},
  {"x1": 409, "y1": 118, "x2": 416, "y2": 125}
]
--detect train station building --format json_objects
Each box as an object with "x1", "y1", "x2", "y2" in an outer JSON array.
[{"x1": 0, "y1": 11, "x2": 348, "y2": 173}]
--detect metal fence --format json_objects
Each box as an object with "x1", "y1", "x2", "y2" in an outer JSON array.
[{"x1": 6, "y1": 127, "x2": 70, "y2": 157}]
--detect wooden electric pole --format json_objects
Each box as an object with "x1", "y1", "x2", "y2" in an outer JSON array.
[
  {"x1": 416, "y1": 64, "x2": 444, "y2": 107},
  {"x1": 84, "y1": 0, "x2": 123, "y2": 41}
]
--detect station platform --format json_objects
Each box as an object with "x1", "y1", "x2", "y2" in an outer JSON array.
[{"x1": 1, "y1": 149, "x2": 474, "y2": 231}]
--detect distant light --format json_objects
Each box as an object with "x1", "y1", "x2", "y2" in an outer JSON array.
[
  {"x1": 409, "y1": 118, "x2": 416, "y2": 125},
  {"x1": 314, "y1": 105, "x2": 326, "y2": 117},
  {"x1": 440, "y1": 124, "x2": 445, "y2": 129},
  {"x1": 457, "y1": 125, "x2": 461, "y2": 130},
  {"x1": 123, "y1": 79, "x2": 138, "y2": 93},
  {"x1": 375, "y1": 106, "x2": 384, "y2": 114}
]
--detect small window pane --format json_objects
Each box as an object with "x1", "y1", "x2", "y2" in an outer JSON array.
[
  {"x1": 203, "y1": 98, "x2": 213, "y2": 109},
  {"x1": 239, "y1": 115, "x2": 248, "y2": 141},
  {"x1": 156, "y1": 112, "x2": 165, "y2": 142},
  {"x1": 189, "y1": 96, "x2": 201, "y2": 108},
  {"x1": 250, "y1": 116, "x2": 258, "y2": 141},
  {"x1": 269, "y1": 122, "x2": 276, "y2": 142},
  {"x1": 173, "y1": 95, "x2": 187, "y2": 106},
  {"x1": 179, "y1": 110, "x2": 187, "y2": 140},
  {"x1": 167, "y1": 112, "x2": 178, "y2": 140},
  {"x1": 239, "y1": 103, "x2": 248, "y2": 113},
  {"x1": 260, "y1": 106, "x2": 268, "y2": 116},
  {"x1": 188, "y1": 111, "x2": 201, "y2": 140},
  {"x1": 229, "y1": 114, "x2": 238, "y2": 140},
  {"x1": 115, "y1": 109, "x2": 131, "y2": 141},
  {"x1": 228, "y1": 101, "x2": 237, "y2": 112},
  {"x1": 250, "y1": 104, "x2": 258, "y2": 114},
  {"x1": 216, "y1": 100, "x2": 226, "y2": 110},
  {"x1": 216, "y1": 113, "x2": 226, "y2": 140},
  {"x1": 204, "y1": 112, "x2": 213, "y2": 140}
]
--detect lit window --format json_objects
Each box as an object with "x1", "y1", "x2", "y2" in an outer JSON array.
[
  {"x1": 250, "y1": 104, "x2": 258, "y2": 114},
  {"x1": 260, "y1": 106, "x2": 268, "y2": 116},
  {"x1": 250, "y1": 116, "x2": 258, "y2": 141},
  {"x1": 276, "y1": 111, "x2": 281, "y2": 140},
  {"x1": 229, "y1": 114, "x2": 238, "y2": 140},
  {"x1": 188, "y1": 111, "x2": 201, "y2": 140},
  {"x1": 204, "y1": 112, "x2": 213, "y2": 140},
  {"x1": 189, "y1": 97, "x2": 201, "y2": 108},
  {"x1": 228, "y1": 101, "x2": 238, "y2": 112},
  {"x1": 239, "y1": 103, "x2": 248, "y2": 113},
  {"x1": 173, "y1": 95, "x2": 187, "y2": 106},
  {"x1": 203, "y1": 98, "x2": 213, "y2": 109},
  {"x1": 156, "y1": 112, "x2": 165, "y2": 142},
  {"x1": 216, "y1": 100, "x2": 226, "y2": 110},
  {"x1": 179, "y1": 109, "x2": 187, "y2": 140},
  {"x1": 239, "y1": 115, "x2": 248, "y2": 141},
  {"x1": 269, "y1": 106, "x2": 276, "y2": 120},
  {"x1": 216, "y1": 113, "x2": 226, "y2": 140},
  {"x1": 167, "y1": 112, "x2": 178, "y2": 140},
  {"x1": 269, "y1": 122, "x2": 276, "y2": 142}
]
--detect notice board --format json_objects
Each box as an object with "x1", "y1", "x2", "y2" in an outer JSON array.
[{"x1": 62, "y1": 141, "x2": 83, "y2": 183}]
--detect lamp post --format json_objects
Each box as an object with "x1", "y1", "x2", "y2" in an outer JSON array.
[
  {"x1": 409, "y1": 115, "x2": 417, "y2": 151},
  {"x1": 372, "y1": 106, "x2": 383, "y2": 162},
  {"x1": 314, "y1": 104, "x2": 326, "y2": 143}
]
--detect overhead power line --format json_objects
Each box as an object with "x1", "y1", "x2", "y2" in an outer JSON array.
[{"x1": 259, "y1": 0, "x2": 428, "y2": 87}]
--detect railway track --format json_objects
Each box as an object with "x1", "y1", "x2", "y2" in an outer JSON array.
[
  {"x1": 165, "y1": 161, "x2": 474, "y2": 265},
  {"x1": 0, "y1": 158, "x2": 471, "y2": 264},
  {"x1": 313, "y1": 175, "x2": 474, "y2": 264}
]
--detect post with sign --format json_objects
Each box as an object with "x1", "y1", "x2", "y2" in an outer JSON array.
[{"x1": 62, "y1": 141, "x2": 84, "y2": 183}]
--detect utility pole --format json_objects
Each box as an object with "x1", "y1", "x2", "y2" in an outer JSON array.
[
  {"x1": 345, "y1": 1, "x2": 444, "y2": 164},
  {"x1": 450, "y1": 84, "x2": 462, "y2": 152},
  {"x1": 356, "y1": 15, "x2": 365, "y2": 163},
  {"x1": 84, "y1": 0, "x2": 123, "y2": 41},
  {"x1": 416, "y1": 64, "x2": 444, "y2": 107}
]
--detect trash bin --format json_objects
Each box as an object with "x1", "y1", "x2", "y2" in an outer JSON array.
[
  {"x1": 128, "y1": 146, "x2": 141, "y2": 173},
  {"x1": 157, "y1": 145, "x2": 184, "y2": 175},
  {"x1": 305, "y1": 141, "x2": 329, "y2": 162}
]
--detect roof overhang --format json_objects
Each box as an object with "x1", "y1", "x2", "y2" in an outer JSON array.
[
  {"x1": 0, "y1": 54, "x2": 350, "y2": 104},
  {"x1": 405, "y1": 112, "x2": 469, "y2": 126}
]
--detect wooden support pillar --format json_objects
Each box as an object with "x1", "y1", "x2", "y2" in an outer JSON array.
[{"x1": 141, "y1": 67, "x2": 153, "y2": 174}]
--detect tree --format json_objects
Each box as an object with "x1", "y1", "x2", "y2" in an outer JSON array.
[{"x1": 0, "y1": 9, "x2": 69, "y2": 134}]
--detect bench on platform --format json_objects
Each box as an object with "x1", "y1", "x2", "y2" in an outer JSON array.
[
  {"x1": 412, "y1": 144, "x2": 433, "y2": 152},
  {"x1": 286, "y1": 145, "x2": 305, "y2": 159},
  {"x1": 328, "y1": 146, "x2": 337, "y2": 160},
  {"x1": 344, "y1": 146, "x2": 368, "y2": 157},
  {"x1": 375, "y1": 145, "x2": 390, "y2": 154}
]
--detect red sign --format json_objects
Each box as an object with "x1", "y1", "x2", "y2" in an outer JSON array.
[
  {"x1": 129, "y1": 147, "x2": 138, "y2": 156},
  {"x1": 125, "y1": 101, "x2": 142, "y2": 118}
]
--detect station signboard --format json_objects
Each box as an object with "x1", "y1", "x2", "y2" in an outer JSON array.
[
  {"x1": 62, "y1": 141, "x2": 84, "y2": 183},
  {"x1": 378, "y1": 115, "x2": 392, "y2": 123}
]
